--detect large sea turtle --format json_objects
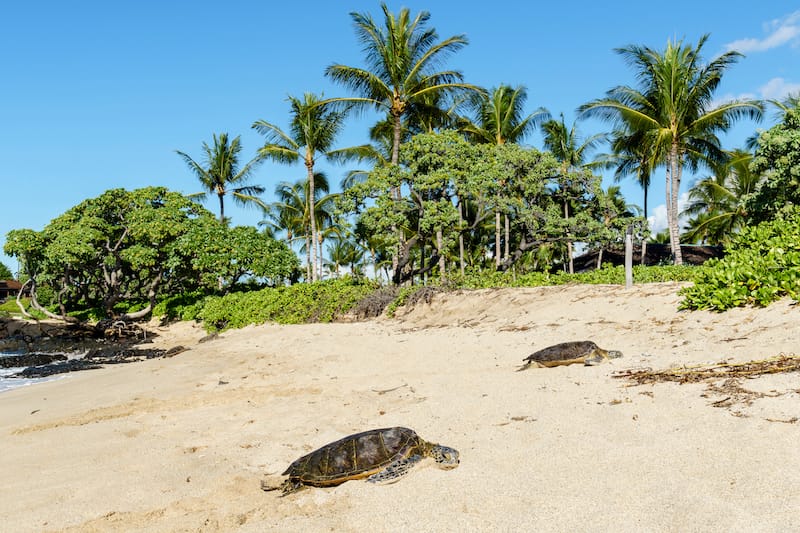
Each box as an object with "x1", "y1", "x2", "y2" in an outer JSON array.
[
  {"x1": 262, "y1": 426, "x2": 460, "y2": 495},
  {"x1": 518, "y1": 340, "x2": 622, "y2": 370}
]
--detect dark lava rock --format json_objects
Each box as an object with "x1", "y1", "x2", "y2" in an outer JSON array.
[
  {"x1": 14, "y1": 359, "x2": 103, "y2": 378},
  {"x1": 9, "y1": 347, "x2": 171, "y2": 378},
  {"x1": 0, "y1": 353, "x2": 68, "y2": 369}
]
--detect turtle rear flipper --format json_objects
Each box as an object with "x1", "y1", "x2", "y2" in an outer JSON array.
[{"x1": 366, "y1": 454, "x2": 423, "y2": 484}]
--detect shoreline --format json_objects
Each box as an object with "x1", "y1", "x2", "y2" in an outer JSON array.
[{"x1": 1, "y1": 283, "x2": 798, "y2": 532}]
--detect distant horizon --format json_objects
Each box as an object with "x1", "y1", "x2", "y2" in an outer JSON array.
[{"x1": 3, "y1": 2, "x2": 798, "y2": 271}]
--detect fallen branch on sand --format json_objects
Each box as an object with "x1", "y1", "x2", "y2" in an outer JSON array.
[{"x1": 612, "y1": 354, "x2": 800, "y2": 385}]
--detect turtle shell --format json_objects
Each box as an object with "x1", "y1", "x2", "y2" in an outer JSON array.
[
  {"x1": 283, "y1": 427, "x2": 424, "y2": 487},
  {"x1": 524, "y1": 340, "x2": 603, "y2": 367}
]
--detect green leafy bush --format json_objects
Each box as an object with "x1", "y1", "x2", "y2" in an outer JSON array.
[
  {"x1": 152, "y1": 292, "x2": 208, "y2": 321},
  {"x1": 679, "y1": 209, "x2": 800, "y2": 310},
  {"x1": 447, "y1": 263, "x2": 698, "y2": 289},
  {"x1": 198, "y1": 278, "x2": 377, "y2": 331}
]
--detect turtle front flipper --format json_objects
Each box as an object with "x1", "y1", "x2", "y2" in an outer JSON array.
[
  {"x1": 366, "y1": 454, "x2": 423, "y2": 484},
  {"x1": 261, "y1": 478, "x2": 304, "y2": 495},
  {"x1": 583, "y1": 351, "x2": 605, "y2": 366}
]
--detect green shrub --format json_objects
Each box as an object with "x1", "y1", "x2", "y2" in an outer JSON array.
[
  {"x1": 446, "y1": 263, "x2": 697, "y2": 289},
  {"x1": 679, "y1": 209, "x2": 800, "y2": 311},
  {"x1": 198, "y1": 277, "x2": 377, "y2": 331},
  {"x1": 153, "y1": 291, "x2": 208, "y2": 321}
]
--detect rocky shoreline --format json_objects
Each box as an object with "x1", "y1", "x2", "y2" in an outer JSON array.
[{"x1": 0, "y1": 317, "x2": 187, "y2": 379}]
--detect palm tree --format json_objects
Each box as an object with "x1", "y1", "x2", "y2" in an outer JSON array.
[
  {"x1": 325, "y1": 3, "x2": 480, "y2": 166},
  {"x1": 263, "y1": 175, "x2": 339, "y2": 281},
  {"x1": 682, "y1": 149, "x2": 762, "y2": 244},
  {"x1": 253, "y1": 93, "x2": 363, "y2": 281},
  {"x1": 540, "y1": 113, "x2": 606, "y2": 273},
  {"x1": 747, "y1": 92, "x2": 800, "y2": 151},
  {"x1": 768, "y1": 92, "x2": 800, "y2": 115},
  {"x1": 593, "y1": 184, "x2": 640, "y2": 267},
  {"x1": 326, "y1": 4, "x2": 479, "y2": 282},
  {"x1": 599, "y1": 127, "x2": 660, "y2": 219},
  {"x1": 325, "y1": 233, "x2": 365, "y2": 279},
  {"x1": 461, "y1": 85, "x2": 549, "y2": 146},
  {"x1": 459, "y1": 84, "x2": 549, "y2": 267},
  {"x1": 579, "y1": 35, "x2": 763, "y2": 264},
  {"x1": 176, "y1": 133, "x2": 265, "y2": 224}
]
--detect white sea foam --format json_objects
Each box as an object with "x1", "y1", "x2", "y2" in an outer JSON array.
[{"x1": 0, "y1": 352, "x2": 66, "y2": 393}]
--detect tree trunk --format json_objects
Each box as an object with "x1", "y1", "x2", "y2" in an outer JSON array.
[
  {"x1": 390, "y1": 111, "x2": 403, "y2": 279},
  {"x1": 15, "y1": 279, "x2": 34, "y2": 319},
  {"x1": 668, "y1": 143, "x2": 683, "y2": 265},
  {"x1": 306, "y1": 160, "x2": 318, "y2": 282},
  {"x1": 504, "y1": 214, "x2": 510, "y2": 260},
  {"x1": 564, "y1": 200, "x2": 574, "y2": 274},
  {"x1": 218, "y1": 192, "x2": 225, "y2": 224},
  {"x1": 305, "y1": 234, "x2": 312, "y2": 281},
  {"x1": 596, "y1": 248, "x2": 604, "y2": 269},
  {"x1": 436, "y1": 229, "x2": 446, "y2": 283},
  {"x1": 495, "y1": 210, "x2": 501, "y2": 267},
  {"x1": 458, "y1": 199, "x2": 465, "y2": 275},
  {"x1": 121, "y1": 272, "x2": 163, "y2": 320},
  {"x1": 28, "y1": 280, "x2": 77, "y2": 322}
]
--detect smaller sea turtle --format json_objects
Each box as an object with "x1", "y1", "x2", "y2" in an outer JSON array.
[
  {"x1": 262, "y1": 426, "x2": 460, "y2": 495},
  {"x1": 518, "y1": 340, "x2": 622, "y2": 370}
]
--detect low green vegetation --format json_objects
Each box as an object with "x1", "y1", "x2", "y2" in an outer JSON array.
[
  {"x1": 0, "y1": 298, "x2": 47, "y2": 320},
  {"x1": 196, "y1": 278, "x2": 378, "y2": 331},
  {"x1": 679, "y1": 209, "x2": 800, "y2": 311},
  {"x1": 447, "y1": 264, "x2": 697, "y2": 289}
]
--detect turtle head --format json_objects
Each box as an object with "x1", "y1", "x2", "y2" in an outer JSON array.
[
  {"x1": 607, "y1": 350, "x2": 623, "y2": 359},
  {"x1": 430, "y1": 445, "x2": 460, "y2": 469}
]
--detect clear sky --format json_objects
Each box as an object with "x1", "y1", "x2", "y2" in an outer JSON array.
[{"x1": 2, "y1": 1, "x2": 798, "y2": 273}]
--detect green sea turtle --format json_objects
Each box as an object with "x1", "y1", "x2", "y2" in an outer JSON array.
[
  {"x1": 262, "y1": 426, "x2": 460, "y2": 495},
  {"x1": 518, "y1": 340, "x2": 622, "y2": 370}
]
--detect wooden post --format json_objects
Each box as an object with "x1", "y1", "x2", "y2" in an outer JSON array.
[{"x1": 625, "y1": 226, "x2": 633, "y2": 289}]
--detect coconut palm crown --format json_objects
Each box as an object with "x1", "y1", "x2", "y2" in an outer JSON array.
[
  {"x1": 579, "y1": 34, "x2": 763, "y2": 264},
  {"x1": 176, "y1": 133, "x2": 265, "y2": 224},
  {"x1": 325, "y1": 2, "x2": 482, "y2": 165}
]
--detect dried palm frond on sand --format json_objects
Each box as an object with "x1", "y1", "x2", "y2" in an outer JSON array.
[{"x1": 612, "y1": 354, "x2": 800, "y2": 385}]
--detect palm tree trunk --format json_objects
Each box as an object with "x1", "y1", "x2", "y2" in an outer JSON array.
[
  {"x1": 668, "y1": 143, "x2": 683, "y2": 265},
  {"x1": 318, "y1": 233, "x2": 324, "y2": 280},
  {"x1": 305, "y1": 234, "x2": 312, "y2": 281},
  {"x1": 390, "y1": 111, "x2": 403, "y2": 279},
  {"x1": 643, "y1": 185, "x2": 648, "y2": 221},
  {"x1": 306, "y1": 161, "x2": 318, "y2": 282},
  {"x1": 217, "y1": 192, "x2": 225, "y2": 224}
]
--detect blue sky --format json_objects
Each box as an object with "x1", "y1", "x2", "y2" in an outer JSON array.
[{"x1": 2, "y1": 2, "x2": 799, "y2": 273}]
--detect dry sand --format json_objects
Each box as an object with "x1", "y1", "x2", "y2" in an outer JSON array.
[{"x1": 1, "y1": 282, "x2": 798, "y2": 532}]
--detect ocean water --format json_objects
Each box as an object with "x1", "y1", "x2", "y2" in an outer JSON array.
[{"x1": 0, "y1": 351, "x2": 65, "y2": 393}]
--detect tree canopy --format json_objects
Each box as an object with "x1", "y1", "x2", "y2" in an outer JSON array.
[
  {"x1": 339, "y1": 131, "x2": 643, "y2": 283},
  {"x1": 4, "y1": 187, "x2": 298, "y2": 320},
  {"x1": 748, "y1": 106, "x2": 800, "y2": 222},
  {"x1": 0, "y1": 262, "x2": 12, "y2": 280}
]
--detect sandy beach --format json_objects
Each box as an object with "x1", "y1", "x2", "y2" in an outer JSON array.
[{"x1": 1, "y1": 282, "x2": 798, "y2": 532}]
